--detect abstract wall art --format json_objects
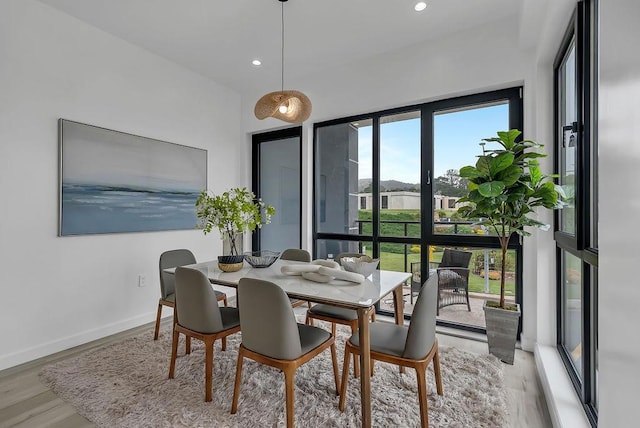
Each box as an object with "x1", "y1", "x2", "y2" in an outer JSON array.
[{"x1": 58, "y1": 119, "x2": 207, "y2": 236}]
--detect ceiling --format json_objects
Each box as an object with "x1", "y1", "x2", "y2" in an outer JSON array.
[{"x1": 38, "y1": 0, "x2": 527, "y2": 94}]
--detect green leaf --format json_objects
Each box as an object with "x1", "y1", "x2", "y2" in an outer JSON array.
[
  {"x1": 489, "y1": 152, "x2": 515, "y2": 176},
  {"x1": 497, "y1": 129, "x2": 521, "y2": 149},
  {"x1": 459, "y1": 165, "x2": 482, "y2": 179},
  {"x1": 476, "y1": 156, "x2": 491, "y2": 175},
  {"x1": 497, "y1": 165, "x2": 522, "y2": 186},
  {"x1": 478, "y1": 181, "x2": 505, "y2": 197},
  {"x1": 516, "y1": 152, "x2": 546, "y2": 162},
  {"x1": 529, "y1": 165, "x2": 542, "y2": 186}
]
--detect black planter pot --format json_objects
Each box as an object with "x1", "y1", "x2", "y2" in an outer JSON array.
[
  {"x1": 218, "y1": 255, "x2": 244, "y2": 264},
  {"x1": 217, "y1": 254, "x2": 244, "y2": 272}
]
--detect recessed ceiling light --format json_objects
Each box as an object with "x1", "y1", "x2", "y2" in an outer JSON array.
[
  {"x1": 414, "y1": 2, "x2": 427, "y2": 12},
  {"x1": 252, "y1": 59, "x2": 262, "y2": 67}
]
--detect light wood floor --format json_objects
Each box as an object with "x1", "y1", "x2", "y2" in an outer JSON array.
[{"x1": 0, "y1": 319, "x2": 551, "y2": 428}]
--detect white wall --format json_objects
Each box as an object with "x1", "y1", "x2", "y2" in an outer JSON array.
[
  {"x1": 0, "y1": 0, "x2": 245, "y2": 369},
  {"x1": 598, "y1": 0, "x2": 640, "y2": 426}
]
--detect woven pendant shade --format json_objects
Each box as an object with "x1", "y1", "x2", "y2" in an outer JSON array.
[
  {"x1": 254, "y1": 0, "x2": 311, "y2": 124},
  {"x1": 254, "y1": 90, "x2": 312, "y2": 123}
]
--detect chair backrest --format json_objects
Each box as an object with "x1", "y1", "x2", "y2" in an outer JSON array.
[
  {"x1": 159, "y1": 249, "x2": 197, "y2": 299},
  {"x1": 280, "y1": 248, "x2": 311, "y2": 262},
  {"x1": 403, "y1": 274, "x2": 438, "y2": 359},
  {"x1": 174, "y1": 267, "x2": 224, "y2": 333},
  {"x1": 440, "y1": 249, "x2": 472, "y2": 268},
  {"x1": 237, "y1": 278, "x2": 302, "y2": 360}
]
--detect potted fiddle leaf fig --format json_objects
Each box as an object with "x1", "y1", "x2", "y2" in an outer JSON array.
[
  {"x1": 457, "y1": 129, "x2": 564, "y2": 364},
  {"x1": 196, "y1": 187, "x2": 275, "y2": 272}
]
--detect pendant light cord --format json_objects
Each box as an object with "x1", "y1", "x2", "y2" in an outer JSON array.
[{"x1": 281, "y1": 1, "x2": 285, "y2": 92}]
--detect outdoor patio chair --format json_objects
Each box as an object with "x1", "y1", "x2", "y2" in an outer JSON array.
[{"x1": 433, "y1": 249, "x2": 472, "y2": 315}]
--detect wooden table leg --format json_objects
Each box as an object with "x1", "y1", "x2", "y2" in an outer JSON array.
[
  {"x1": 357, "y1": 307, "x2": 372, "y2": 428},
  {"x1": 392, "y1": 285, "x2": 406, "y2": 374}
]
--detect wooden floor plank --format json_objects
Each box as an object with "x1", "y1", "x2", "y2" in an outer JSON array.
[
  {"x1": 0, "y1": 391, "x2": 70, "y2": 428},
  {"x1": 46, "y1": 413, "x2": 93, "y2": 428}
]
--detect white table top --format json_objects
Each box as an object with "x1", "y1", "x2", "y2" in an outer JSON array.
[{"x1": 172, "y1": 259, "x2": 411, "y2": 309}]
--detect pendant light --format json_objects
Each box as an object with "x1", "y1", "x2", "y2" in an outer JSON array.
[{"x1": 254, "y1": 0, "x2": 312, "y2": 123}]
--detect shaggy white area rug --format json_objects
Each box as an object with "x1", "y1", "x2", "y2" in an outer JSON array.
[{"x1": 40, "y1": 323, "x2": 508, "y2": 427}]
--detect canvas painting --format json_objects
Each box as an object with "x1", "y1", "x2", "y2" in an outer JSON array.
[{"x1": 59, "y1": 119, "x2": 207, "y2": 236}]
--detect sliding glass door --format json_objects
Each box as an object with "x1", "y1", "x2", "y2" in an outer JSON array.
[{"x1": 314, "y1": 88, "x2": 523, "y2": 332}]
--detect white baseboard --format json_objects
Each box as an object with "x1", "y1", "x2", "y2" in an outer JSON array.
[
  {"x1": 0, "y1": 311, "x2": 160, "y2": 371},
  {"x1": 534, "y1": 344, "x2": 590, "y2": 428}
]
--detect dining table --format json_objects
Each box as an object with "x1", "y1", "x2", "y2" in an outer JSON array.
[{"x1": 167, "y1": 258, "x2": 411, "y2": 428}]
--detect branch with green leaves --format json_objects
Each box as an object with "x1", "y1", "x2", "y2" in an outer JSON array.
[
  {"x1": 457, "y1": 129, "x2": 565, "y2": 308},
  {"x1": 195, "y1": 187, "x2": 276, "y2": 255}
]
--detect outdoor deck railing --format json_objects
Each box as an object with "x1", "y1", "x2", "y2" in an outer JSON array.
[{"x1": 354, "y1": 218, "x2": 475, "y2": 273}]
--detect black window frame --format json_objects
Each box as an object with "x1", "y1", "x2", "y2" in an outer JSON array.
[
  {"x1": 553, "y1": 1, "x2": 598, "y2": 425},
  {"x1": 313, "y1": 87, "x2": 524, "y2": 334},
  {"x1": 252, "y1": 126, "x2": 303, "y2": 251}
]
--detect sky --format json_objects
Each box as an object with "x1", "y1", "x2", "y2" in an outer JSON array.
[{"x1": 357, "y1": 102, "x2": 509, "y2": 183}]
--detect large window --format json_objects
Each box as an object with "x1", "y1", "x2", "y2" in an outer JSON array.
[
  {"x1": 554, "y1": 1, "x2": 598, "y2": 424},
  {"x1": 314, "y1": 88, "x2": 523, "y2": 333}
]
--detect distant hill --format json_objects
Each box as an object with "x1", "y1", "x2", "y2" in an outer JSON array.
[{"x1": 358, "y1": 178, "x2": 419, "y2": 192}]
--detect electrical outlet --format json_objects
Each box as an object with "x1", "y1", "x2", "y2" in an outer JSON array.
[{"x1": 138, "y1": 274, "x2": 147, "y2": 287}]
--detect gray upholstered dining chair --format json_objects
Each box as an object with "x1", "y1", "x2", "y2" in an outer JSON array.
[
  {"x1": 231, "y1": 278, "x2": 339, "y2": 428},
  {"x1": 168, "y1": 267, "x2": 241, "y2": 402},
  {"x1": 338, "y1": 274, "x2": 443, "y2": 428},
  {"x1": 155, "y1": 249, "x2": 227, "y2": 342},
  {"x1": 280, "y1": 248, "x2": 312, "y2": 308},
  {"x1": 306, "y1": 252, "x2": 376, "y2": 378},
  {"x1": 280, "y1": 248, "x2": 312, "y2": 263}
]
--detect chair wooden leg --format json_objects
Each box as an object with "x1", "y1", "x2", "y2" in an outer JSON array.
[
  {"x1": 168, "y1": 328, "x2": 179, "y2": 379},
  {"x1": 349, "y1": 324, "x2": 360, "y2": 378},
  {"x1": 174, "y1": 307, "x2": 191, "y2": 355},
  {"x1": 330, "y1": 343, "x2": 340, "y2": 394},
  {"x1": 339, "y1": 346, "x2": 351, "y2": 411},
  {"x1": 204, "y1": 338, "x2": 214, "y2": 402},
  {"x1": 221, "y1": 336, "x2": 227, "y2": 351},
  {"x1": 305, "y1": 313, "x2": 312, "y2": 325},
  {"x1": 231, "y1": 348, "x2": 244, "y2": 414},
  {"x1": 224, "y1": 296, "x2": 228, "y2": 307},
  {"x1": 284, "y1": 366, "x2": 296, "y2": 428},
  {"x1": 154, "y1": 303, "x2": 163, "y2": 340},
  {"x1": 307, "y1": 301, "x2": 312, "y2": 308},
  {"x1": 416, "y1": 364, "x2": 429, "y2": 428},
  {"x1": 433, "y1": 346, "x2": 443, "y2": 396}
]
